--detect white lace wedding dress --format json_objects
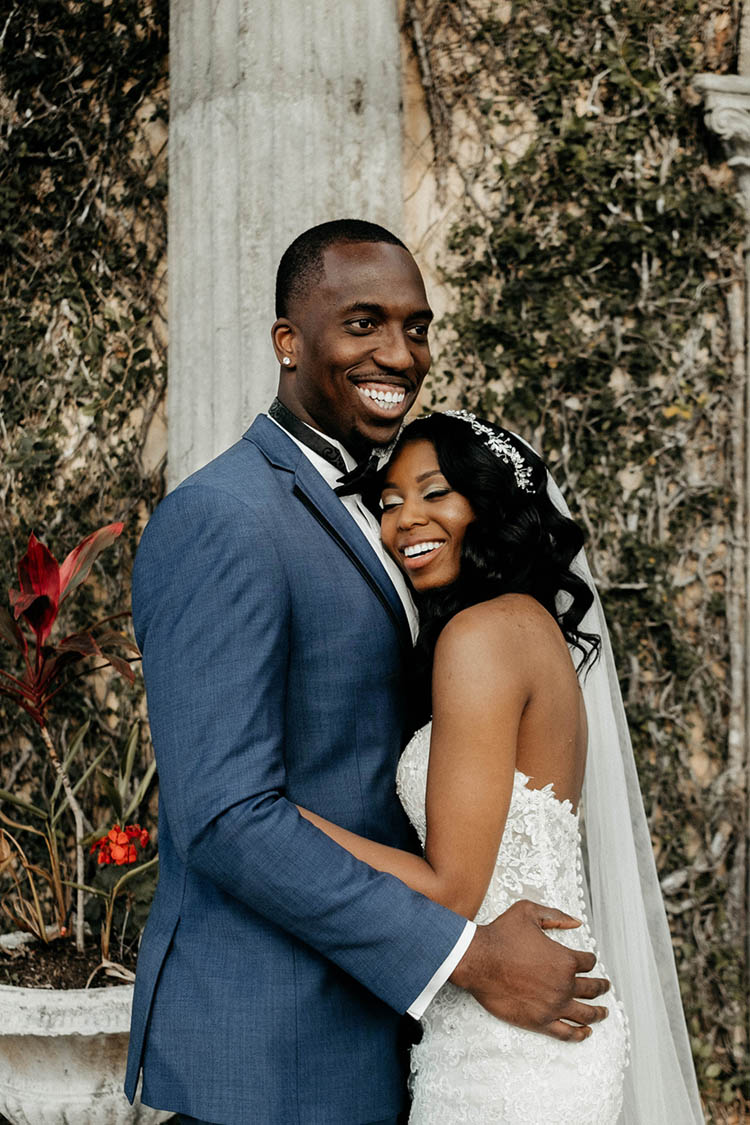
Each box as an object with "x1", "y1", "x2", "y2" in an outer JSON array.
[{"x1": 397, "y1": 722, "x2": 630, "y2": 1124}]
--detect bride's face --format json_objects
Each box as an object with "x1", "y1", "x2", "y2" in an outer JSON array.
[{"x1": 380, "y1": 439, "x2": 475, "y2": 591}]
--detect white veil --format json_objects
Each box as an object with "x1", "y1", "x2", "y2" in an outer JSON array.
[{"x1": 546, "y1": 472, "x2": 704, "y2": 1123}]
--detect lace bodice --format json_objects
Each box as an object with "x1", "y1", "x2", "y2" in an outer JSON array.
[{"x1": 396, "y1": 722, "x2": 629, "y2": 1124}]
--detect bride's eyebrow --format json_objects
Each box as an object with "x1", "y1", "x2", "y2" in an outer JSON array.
[{"x1": 381, "y1": 469, "x2": 443, "y2": 490}]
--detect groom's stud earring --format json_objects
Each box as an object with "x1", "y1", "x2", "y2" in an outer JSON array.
[{"x1": 282, "y1": 356, "x2": 291, "y2": 366}]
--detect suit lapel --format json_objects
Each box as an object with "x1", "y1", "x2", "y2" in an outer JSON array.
[{"x1": 245, "y1": 417, "x2": 412, "y2": 646}]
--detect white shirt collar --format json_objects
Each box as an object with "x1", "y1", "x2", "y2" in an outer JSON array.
[{"x1": 266, "y1": 412, "x2": 357, "y2": 482}]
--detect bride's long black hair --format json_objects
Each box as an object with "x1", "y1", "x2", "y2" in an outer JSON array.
[{"x1": 378, "y1": 413, "x2": 600, "y2": 709}]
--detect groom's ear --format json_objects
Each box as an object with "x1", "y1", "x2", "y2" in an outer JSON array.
[{"x1": 271, "y1": 318, "x2": 299, "y2": 370}]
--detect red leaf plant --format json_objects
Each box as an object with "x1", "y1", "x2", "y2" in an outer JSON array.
[
  {"x1": 0, "y1": 524, "x2": 141, "y2": 952},
  {"x1": 1, "y1": 524, "x2": 133, "y2": 725}
]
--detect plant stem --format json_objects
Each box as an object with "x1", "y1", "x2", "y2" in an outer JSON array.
[
  {"x1": 100, "y1": 855, "x2": 158, "y2": 962},
  {"x1": 119, "y1": 902, "x2": 130, "y2": 962},
  {"x1": 39, "y1": 724, "x2": 85, "y2": 951}
]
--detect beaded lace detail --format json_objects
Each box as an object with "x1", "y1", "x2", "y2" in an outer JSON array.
[{"x1": 397, "y1": 723, "x2": 629, "y2": 1124}]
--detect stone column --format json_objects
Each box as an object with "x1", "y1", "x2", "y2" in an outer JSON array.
[
  {"x1": 169, "y1": 0, "x2": 403, "y2": 486},
  {"x1": 694, "y1": 30, "x2": 750, "y2": 1012},
  {"x1": 693, "y1": 74, "x2": 750, "y2": 204}
]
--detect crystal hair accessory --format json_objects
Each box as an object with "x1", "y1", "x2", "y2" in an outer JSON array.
[{"x1": 443, "y1": 410, "x2": 535, "y2": 493}]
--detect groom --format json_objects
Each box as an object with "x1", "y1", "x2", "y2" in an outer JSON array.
[{"x1": 125, "y1": 220, "x2": 609, "y2": 1124}]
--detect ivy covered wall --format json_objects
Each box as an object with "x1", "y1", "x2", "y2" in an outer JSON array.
[
  {"x1": 0, "y1": 0, "x2": 168, "y2": 936},
  {"x1": 404, "y1": 0, "x2": 746, "y2": 1113}
]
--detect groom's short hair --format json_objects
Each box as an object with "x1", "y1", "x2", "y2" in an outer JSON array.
[{"x1": 276, "y1": 219, "x2": 407, "y2": 319}]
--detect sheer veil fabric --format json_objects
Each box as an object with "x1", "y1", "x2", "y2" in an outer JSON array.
[{"x1": 545, "y1": 472, "x2": 704, "y2": 1123}]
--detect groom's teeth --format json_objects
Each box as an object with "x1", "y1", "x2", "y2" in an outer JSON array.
[
  {"x1": 359, "y1": 386, "x2": 406, "y2": 406},
  {"x1": 403, "y1": 541, "x2": 443, "y2": 558}
]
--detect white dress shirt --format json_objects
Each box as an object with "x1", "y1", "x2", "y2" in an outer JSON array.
[{"x1": 267, "y1": 413, "x2": 475, "y2": 1018}]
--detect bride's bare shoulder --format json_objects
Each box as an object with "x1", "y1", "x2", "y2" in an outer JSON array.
[
  {"x1": 439, "y1": 593, "x2": 557, "y2": 643},
  {"x1": 429, "y1": 599, "x2": 552, "y2": 718},
  {"x1": 434, "y1": 594, "x2": 565, "y2": 677}
]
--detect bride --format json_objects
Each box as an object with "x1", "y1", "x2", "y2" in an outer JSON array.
[{"x1": 299, "y1": 410, "x2": 703, "y2": 1123}]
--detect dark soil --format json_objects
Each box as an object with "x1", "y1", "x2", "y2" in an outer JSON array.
[{"x1": 0, "y1": 938, "x2": 137, "y2": 989}]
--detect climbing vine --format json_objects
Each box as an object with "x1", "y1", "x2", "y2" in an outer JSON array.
[
  {"x1": 0, "y1": 0, "x2": 168, "y2": 917},
  {"x1": 406, "y1": 0, "x2": 746, "y2": 1113}
]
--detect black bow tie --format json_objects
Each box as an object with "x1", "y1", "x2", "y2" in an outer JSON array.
[
  {"x1": 268, "y1": 398, "x2": 383, "y2": 500},
  {"x1": 333, "y1": 455, "x2": 382, "y2": 498}
]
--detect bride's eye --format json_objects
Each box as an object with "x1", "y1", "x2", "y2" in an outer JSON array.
[
  {"x1": 379, "y1": 496, "x2": 402, "y2": 512},
  {"x1": 424, "y1": 488, "x2": 451, "y2": 500}
]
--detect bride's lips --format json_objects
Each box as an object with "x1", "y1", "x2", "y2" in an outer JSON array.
[{"x1": 399, "y1": 540, "x2": 447, "y2": 571}]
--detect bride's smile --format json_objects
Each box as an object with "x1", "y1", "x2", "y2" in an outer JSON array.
[{"x1": 380, "y1": 439, "x2": 475, "y2": 590}]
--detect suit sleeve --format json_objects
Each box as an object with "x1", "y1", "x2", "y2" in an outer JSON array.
[{"x1": 133, "y1": 483, "x2": 467, "y2": 1014}]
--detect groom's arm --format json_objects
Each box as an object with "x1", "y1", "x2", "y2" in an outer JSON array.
[
  {"x1": 296, "y1": 605, "x2": 611, "y2": 1038},
  {"x1": 134, "y1": 482, "x2": 466, "y2": 1015}
]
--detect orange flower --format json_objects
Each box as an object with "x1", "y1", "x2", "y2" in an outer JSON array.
[{"x1": 92, "y1": 822, "x2": 149, "y2": 867}]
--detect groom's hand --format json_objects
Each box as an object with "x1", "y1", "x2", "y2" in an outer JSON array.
[{"x1": 449, "y1": 899, "x2": 610, "y2": 1042}]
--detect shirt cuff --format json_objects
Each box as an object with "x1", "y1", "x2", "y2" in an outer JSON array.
[{"x1": 406, "y1": 920, "x2": 477, "y2": 1020}]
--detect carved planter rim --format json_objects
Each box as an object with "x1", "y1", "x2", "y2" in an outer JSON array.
[
  {"x1": 0, "y1": 980, "x2": 134, "y2": 1037},
  {"x1": 0, "y1": 932, "x2": 134, "y2": 1037}
]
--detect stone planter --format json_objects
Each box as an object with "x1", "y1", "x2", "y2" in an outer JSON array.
[{"x1": 0, "y1": 977, "x2": 171, "y2": 1125}]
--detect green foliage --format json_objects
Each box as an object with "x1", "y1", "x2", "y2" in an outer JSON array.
[
  {"x1": 0, "y1": 0, "x2": 167, "y2": 938},
  {"x1": 0, "y1": 0, "x2": 167, "y2": 569},
  {"x1": 414, "y1": 0, "x2": 746, "y2": 1107}
]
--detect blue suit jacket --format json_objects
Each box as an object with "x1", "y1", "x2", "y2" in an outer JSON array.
[{"x1": 125, "y1": 416, "x2": 466, "y2": 1124}]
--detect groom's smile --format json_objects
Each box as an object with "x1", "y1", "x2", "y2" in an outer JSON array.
[{"x1": 273, "y1": 240, "x2": 433, "y2": 459}]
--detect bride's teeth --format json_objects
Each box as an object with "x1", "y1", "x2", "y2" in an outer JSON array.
[{"x1": 404, "y1": 541, "x2": 442, "y2": 558}]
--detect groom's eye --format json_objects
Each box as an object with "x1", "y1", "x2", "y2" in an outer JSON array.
[{"x1": 347, "y1": 317, "x2": 377, "y2": 332}]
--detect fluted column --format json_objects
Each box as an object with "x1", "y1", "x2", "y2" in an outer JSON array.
[
  {"x1": 694, "y1": 9, "x2": 750, "y2": 1009},
  {"x1": 693, "y1": 74, "x2": 750, "y2": 207},
  {"x1": 169, "y1": 0, "x2": 403, "y2": 486}
]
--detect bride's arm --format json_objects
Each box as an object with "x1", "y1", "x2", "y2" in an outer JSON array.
[{"x1": 298, "y1": 602, "x2": 531, "y2": 918}]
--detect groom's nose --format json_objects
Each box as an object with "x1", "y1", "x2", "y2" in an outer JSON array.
[{"x1": 372, "y1": 326, "x2": 415, "y2": 373}]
